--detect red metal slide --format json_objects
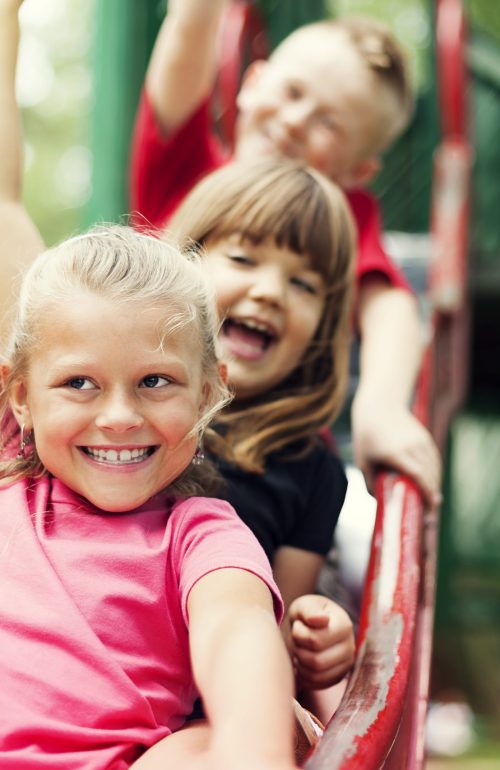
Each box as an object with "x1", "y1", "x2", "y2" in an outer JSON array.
[{"x1": 305, "y1": 0, "x2": 471, "y2": 767}]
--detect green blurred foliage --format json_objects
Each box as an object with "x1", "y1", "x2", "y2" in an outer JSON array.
[
  {"x1": 466, "y1": 0, "x2": 500, "y2": 42},
  {"x1": 20, "y1": 0, "x2": 95, "y2": 246},
  {"x1": 329, "y1": 0, "x2": 432, "y2": 91},
  {"x1": 21, "y1": 0, "x2": 500, "y2": 248}
]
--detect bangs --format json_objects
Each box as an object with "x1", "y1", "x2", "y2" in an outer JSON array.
[
  {"x1": 207, "y1": 178, "x2": 343, "y2": 285},
  {"x1": 170, "y1": 159, "x2": 355, "y2": 291}
]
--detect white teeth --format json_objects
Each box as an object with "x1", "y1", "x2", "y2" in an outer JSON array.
[
  {"x1": 85, "y1": 447, "x2": 151, "y2": 464},
  {"x1": 236, "y1": 318, "x2": 274, "y2": 335}
]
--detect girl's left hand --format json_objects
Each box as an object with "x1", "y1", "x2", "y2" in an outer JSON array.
[{"x1": 285, "y1": 595, "x2": 355, "y2": 691}]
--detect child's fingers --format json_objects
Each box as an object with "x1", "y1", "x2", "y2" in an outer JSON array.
[
  {"x1": 287, "y1": 595, "x2": 336, "y2": 629},
  {"x1": 291, "y1": 614, "x2": 353, "y2": 652},
  {"x1": 294, "y1": 639, "x2": 355, "y2": 689}
]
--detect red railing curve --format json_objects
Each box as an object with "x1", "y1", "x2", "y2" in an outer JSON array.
[{"x1": 305, "y1": 0, "x2": 471, "y2": 768}]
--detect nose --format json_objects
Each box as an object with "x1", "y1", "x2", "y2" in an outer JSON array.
[
  {"x1": 248, "y1": 266, "x2": 287, "y2": 308},
  {"x1": 280, "y1": 99, "x2": 312, "y2": 135},
  {"x1": 95, "y1": 389, "x2": 144, "y2": 433}
]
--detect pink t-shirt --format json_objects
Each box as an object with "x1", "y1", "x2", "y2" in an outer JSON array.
[
  {"x1": 0, "y1": 473, "x2": 282, "y2": 769},
  {"x1": 129, "y1": 91, "x2": 410, "y2": 291}
]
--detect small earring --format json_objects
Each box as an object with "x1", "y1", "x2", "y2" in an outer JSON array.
[
  {"x1": 17, "y1": 424, "x2": 32, "y2": 459},
  {"x1": 191, "y1": 446, "x2": 205, "y2": 466}
]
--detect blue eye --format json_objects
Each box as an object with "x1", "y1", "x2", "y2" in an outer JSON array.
[
  {"x1": 67, "y1": 377, "x2": 94, "y2": 390},
  {"x1": 141, "y1": 375, "x2": 171, "y2": 388}
]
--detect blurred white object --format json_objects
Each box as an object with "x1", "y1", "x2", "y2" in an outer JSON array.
[
  {"x1": 335, "y1": 465, "x2": 377, "y2": 606},
  {"x1": 425, "y1": 700, "x2": 475, "y2": 756}
]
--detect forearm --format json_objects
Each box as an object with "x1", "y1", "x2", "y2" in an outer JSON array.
[
  {"x1": 351, "y1": 280, "x2": 441, "y2": 502},
  {"x1": 198, "y1": 606, "x2": 294, "y2": 765},
  {"x1": 146, "y1": 0, "x2": 230, "y2": 134},
  {"x1": 189, "y1": 570, "x2": 295, "y2": 769},
  {"x1": 354, "y1": 280, "x2": 422, "y2": 410},
  {"x1": 0, "y1": 0, "x2": 23, "y2": 202}
]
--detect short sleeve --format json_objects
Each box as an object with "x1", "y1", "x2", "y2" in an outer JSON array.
[
  {"x1": 347, "y1": 188, "x2": 411, "y2": 292},
  {"x1": 129, "y1": 90, "x2": 227, "y2": 229},
  {"x1": 170, "y1": 497, "x2": 284, "y2": 625}
]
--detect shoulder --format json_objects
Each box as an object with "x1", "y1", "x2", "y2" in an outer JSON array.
[
  {"x1": 275, "y1": 439, "x2": 346, "y2": 481},
  {"x1": 170, "y1": 494, "x2": 239, "y2": 524},
  {"x1": 169, "y1": 494, "x2": 259, "y2": 549},
  {"x1": 345, "y1": 187, "x2": 380, "y2": 228}
]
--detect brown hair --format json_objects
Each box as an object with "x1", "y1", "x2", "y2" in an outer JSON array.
[{"x1": 169, "y1": 158, "x2": 355, "y2": 472}]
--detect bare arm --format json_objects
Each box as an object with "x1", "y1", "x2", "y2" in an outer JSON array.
[
  {"x1": 145, "y1": 0, "x2": 230, "y2": 135},
  {"x1": 0, "y1": 0, "x2": 44, "y2": 338},
  {"x1": 188, "y1": 568, "x2": 297, "y2": 770},
  {"x1": 273, "y1": 547, "x2": 354, "y2": 691},
  {"x1": 352, "y1": 279, "x2": 442, "y2": 504}
]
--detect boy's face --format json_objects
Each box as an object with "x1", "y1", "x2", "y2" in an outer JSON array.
[{"x1": 235, "y1": 27, "x2": 383, "y2": 189}]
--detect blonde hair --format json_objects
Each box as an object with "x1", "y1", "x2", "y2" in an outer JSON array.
[
  {"x1": 169, "y1": 158, "x2": 355, "y2": 472},
  {"x1": 0, "y1": 224, "x2": 230, "y2": 495},
  {"x1": 276, "y1": 15, "x2": 414, "y2": 154}
]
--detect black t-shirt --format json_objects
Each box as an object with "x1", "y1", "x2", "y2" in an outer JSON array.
[{"x1": 212, "y1": 441, "x2": 347, "y2": 564}]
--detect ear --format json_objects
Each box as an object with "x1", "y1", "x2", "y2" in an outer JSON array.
[
  {"x1": 0, "y1": 360, "x2": 11, "y2": 390},
  {"x1": 341, "y1": 156, "x2": 381, "y2": 189},
  {"x1": 218, "y1": 360, "x2": 228, "y2": 386},
  {"x1": 236, "y1": 59, "x2": 268, "y2": 110},
  {"x1": 198, "y1": 380, "x2": 213, "y2": 420},
  {"x1": 8, "y1": 375, "x2": 33, "y2": 432}
]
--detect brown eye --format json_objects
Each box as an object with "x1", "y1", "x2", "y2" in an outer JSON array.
[
  {"x1": 285, "y1": 83, "x2": 303, "y2": 100},
  {"x1": 227, "y1": 254, "x2": 255, "y2": 266},
  {"x1": 291, "y1": 277, "x2": 317, "y2": 295}
]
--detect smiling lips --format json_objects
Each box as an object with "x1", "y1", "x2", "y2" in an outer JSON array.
[
  {"x1": 81, "y1": 446, "x2": 156, "y2": 465},
  {"x1": 222, "y1": 318, "x2": 277, "y2": 361}
]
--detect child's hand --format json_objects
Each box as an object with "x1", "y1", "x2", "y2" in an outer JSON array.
[
  {"x1": 284, "y1": 595, "x2": 355, "y2": 691},
  {"x1": 352, "y1": 398, "x2": 442, "y2": 507}
]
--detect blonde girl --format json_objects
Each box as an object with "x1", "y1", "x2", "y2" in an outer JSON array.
[{"x1": 0, "y1": 7, "x2": 301, "y2": 768}]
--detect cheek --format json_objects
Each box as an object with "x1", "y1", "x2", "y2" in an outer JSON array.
[
  {"x1": 294, "y1": 300, "x2": 324, "y2": 344},
  {"x1": 158, "y1": 401, "x2": 201, "y2": 441},
  {"x1": 307, "y1": 136, "x2": 339, "y2": 172}
]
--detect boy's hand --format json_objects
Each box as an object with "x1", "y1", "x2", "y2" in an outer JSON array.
[
  {"x1": 284, "y1": 595, "x2": 355, "y2": 691},
  {"x1": 352, "y1": 397, "x2": 442, "y2": 507}
]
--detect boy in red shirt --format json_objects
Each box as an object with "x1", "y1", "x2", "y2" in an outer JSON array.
[{"x1": 130, "y1": 0, "x2": 441, "y2": 504}]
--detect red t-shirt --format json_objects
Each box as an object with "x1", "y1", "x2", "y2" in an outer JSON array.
[{"x1": 130, "y1": 91, "x2": 409, "y2": 291}]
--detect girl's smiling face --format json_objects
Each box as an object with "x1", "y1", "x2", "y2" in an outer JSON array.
[
  {"x1": 202, "y1": 235, "x2": 326, "y2": 401},
  {"x1": 9, "y1": 291, "x2": 207, "y2": 512}
]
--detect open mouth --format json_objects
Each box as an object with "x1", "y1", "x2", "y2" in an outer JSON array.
[
  {"x1": 222, "y1": 318, "x2": 277, "y2": 358},
  {"x1": 80, "y1": 446, "x2": 157, "y2": 465}
]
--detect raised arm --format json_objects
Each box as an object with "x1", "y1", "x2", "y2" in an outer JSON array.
[
  {"x1": 352, "y1": 279, "x2": 442, "y2": 505},
  {"x1": 145, "y1": 0, "x2": 230, "y2": 135},
  {"x1": 0, "y1": 0, "x2": 44, "y2": 337}
]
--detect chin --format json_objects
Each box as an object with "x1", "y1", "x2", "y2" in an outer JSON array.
[{"x1": 89, "y1": 493, "x2": 147, "y2": 513}]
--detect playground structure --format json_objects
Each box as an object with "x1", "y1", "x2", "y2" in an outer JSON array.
[{"x1": 86, "y1": 0, "x2": 499, "y2": 766}]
